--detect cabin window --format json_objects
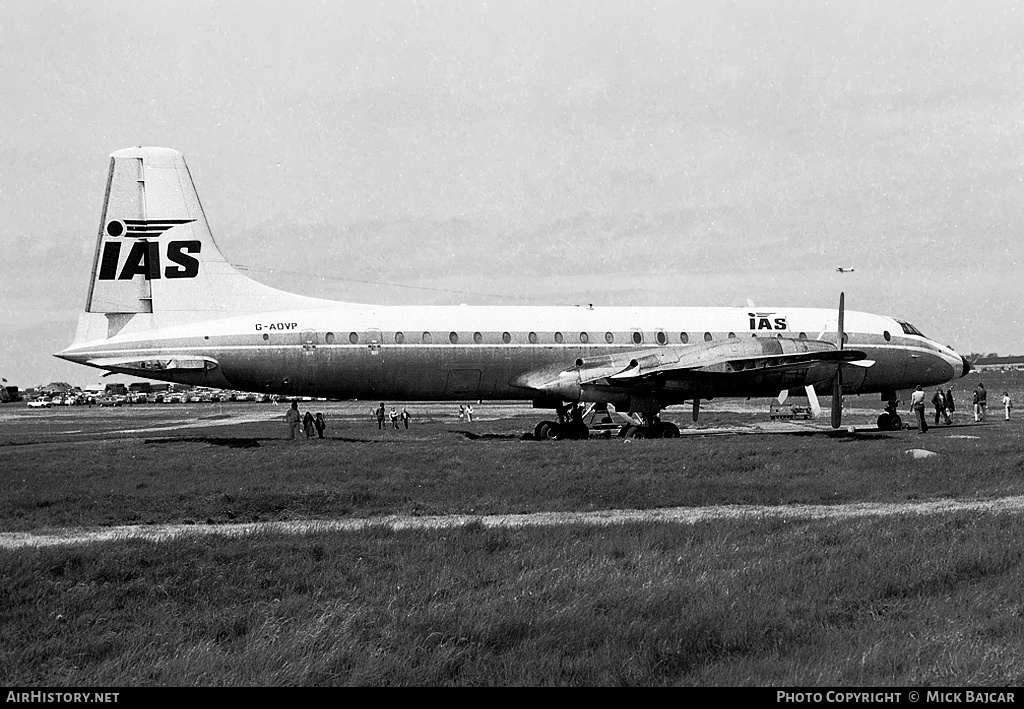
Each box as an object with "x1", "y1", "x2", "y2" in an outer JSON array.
[
  {"x1": 842, "y1": 333, "x2": 849, "y2": 345},
  {"x1": 349, "y1": 332, "x2": 359, "y2": 344},
  {"x1": 632, "y1": 331, "x2": 642, "y2": 344},
  {"x1": 528, "y1": 332, "x2": 538, "y2": 344},
  {"x1": 703, "y1": 332, "x2": 712, "y2": 342},
  {"x1": 605, "y1": 332, "x2": 615, "y2": 344},
  {"x1": 728, "y1": 332, "x2": 736, "y2": 339},
  {"x1": 680, "y1": 332, "x2": 689, "y2": 344},
  {"x1": 262, "y1": 333, "x2": 269, "y2": 342},
  {"x1": 473, "y1": 331, "x2": 483, "y2": 344},
  {"x1": 883, "y1": 330, "x2": 891, "y2": 342},
  {"x1": 394, "y1": 332, "x2": 405, "y2": 344},
  {"x1": 325, "y1": 332, "x2": 335, "y2": 344},
  {"x1": 554, "y1": 332, "x2": 563, "y2": 344},
  {"x1": 449, "y1": 332, "x2": 459, "y2": 344},
  {"x1": 422, "y1": 331, "x2": 432, "y2": 344},
  {"x1": 656, "y1": 331, "x2": 667, "y2": 345},
  {"x1": 502, "y1": 332, "x2": 511, "y2": 344},
  {"x1": 799, "y1": 332, "x2": 807, "y2": 340},
  {"x1": 580, "y1": 332, "x2": 589, "y2": 344}
]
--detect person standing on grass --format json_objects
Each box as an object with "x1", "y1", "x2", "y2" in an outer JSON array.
[
  {"x1": 931, "y1": 387, "x2": 947, "y2": 425},
  {"x1": 1003, "y1": 392, "x2": 1013, "y2": 421},
  {"x1": 465, "y1": 404, "x2": 474, "y2": 422},
  {"x1": 401, "y1": 407, "x2": 411, "y2": 429},
  {"x1": 945, "y1": 386, "x2": 955, "y2": 422},
  {"x1": 303, "y1": 411, "x2": 316, "y2": 438},
  {"x1": 284, "y1": 401, "x2": 300, "y2": 440},
  {"x1": 909, "y1": 385, "x2": 928, "y2": 434},
  {"x1": 974, "y1": 383, "x2": 987, "y2": 422},
  {"x1": 390, "y1": 406, "x2": 399, "y2": 429},
  {"x1": 314, "y1": 412, "x2": 326, "y2": 439},
  {"x1": 376, "y1": 403, "x2": 386, "y2": 430}
]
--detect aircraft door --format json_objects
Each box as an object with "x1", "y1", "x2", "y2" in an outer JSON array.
[
  {"x1": 300, "y1": 329, "x2": 317, "y2": 358},
  {"x1": 365, "y1": 329, "x2": 383, "y2": 358},
  {"x1": 364, "y1": 328, "x2": 385, "y2": 394},
  {"x1": 299, "y1": 329, "x2": 319, "y2": 395}
]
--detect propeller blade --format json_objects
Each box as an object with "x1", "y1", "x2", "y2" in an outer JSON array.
[
  {"x1": 832, "y1": 292, "x2": 846, "y2": 429},
  {"x1": 831, "y1": 368, "x2": 843, "y2": 428},
  {"x1": 777, "y1": 389, "x2": 789, "y2": 405},
  {"x1": 805, "y1": 385, "x2": 821, "y2": 418},
  {"x1": 837, "y1": 291, "x2": 845, "y2": 350}
]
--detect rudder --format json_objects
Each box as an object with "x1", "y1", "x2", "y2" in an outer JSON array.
[{"x1": 85, "y1": 147, "x2": 328, "y2": 317}]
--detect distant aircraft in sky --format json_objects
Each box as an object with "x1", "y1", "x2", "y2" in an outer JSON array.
[
  {"x1": 836, "y1": 267, "x2": 855, "y2": 273},
  {"x1": 57, "y1": 148, "x2": 970, "y2": 438}
]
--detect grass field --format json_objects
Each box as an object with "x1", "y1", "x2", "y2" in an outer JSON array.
[{"x1": 1, "y1": 372, "x2": 1022, "y2": 685}]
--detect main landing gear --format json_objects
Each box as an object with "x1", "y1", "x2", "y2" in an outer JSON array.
[
  {"x1": 618, "y1": 413, "x2": 680, "y2": 439},
  {"x1": 534, "y1": 402, "x2": 590, "y2": 440},
  {"x1": 533, "y1": 403, "x2": 681, "y2": 440}
]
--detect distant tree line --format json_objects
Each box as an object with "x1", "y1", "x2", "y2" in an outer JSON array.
[{"x1": 967, "y1": 353, "x2": 1024, "y2": 365}]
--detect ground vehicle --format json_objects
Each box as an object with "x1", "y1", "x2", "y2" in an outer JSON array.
[
  {"x1": 769, "y1": 402, "x2": 813, "y2": 420},
  {"x1": 27, "y1": 397, "x2": 52, "y2": 408},
  {"x1": 97, "y1": 395, "x2": 122, "y2": 407}
]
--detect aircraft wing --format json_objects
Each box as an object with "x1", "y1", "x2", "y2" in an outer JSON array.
[{"x1": 510, "y1": 337, "x2": 870, "y2": 400}]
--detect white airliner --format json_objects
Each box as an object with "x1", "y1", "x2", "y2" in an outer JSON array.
[{"x1": 57, "y1": 147, "x2": 970, "y2": 438}]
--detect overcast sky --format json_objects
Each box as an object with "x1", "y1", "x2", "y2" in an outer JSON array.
[{"x1": 2, "y1": 0, "x2": 1022, "y2": 387}]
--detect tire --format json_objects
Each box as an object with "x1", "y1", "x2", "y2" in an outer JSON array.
[
  {"x1": 891, "y1": 414, "x2": 903, "y2": 431},
  {"x1": 535, "y1": 421, "x2": 558, "y2": 440},
  {"x1": 625, "y1": 426, "x2": 647, "y2": 439},
  {"x1": 876, "y1": 413, "x2": 891, "y2": 431},
  {"x1": 659, "y1": 422, "x2": 681, "y2": 438},
  {"x1": 617, "y1": 424, "x2": 633, "y2": 438}
]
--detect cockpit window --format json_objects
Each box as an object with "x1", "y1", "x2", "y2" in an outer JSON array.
[{"x1": 897, "y1": 320, "x2": 925, "y2": 337}]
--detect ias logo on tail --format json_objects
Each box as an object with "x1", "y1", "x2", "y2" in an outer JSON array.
[{"x1": 98, "y1": 219, "x2": 201, "y2": 281}]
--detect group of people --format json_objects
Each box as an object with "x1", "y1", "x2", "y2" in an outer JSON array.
[
  {"x1": 284, "y1": 402, "x2": 326, "y2": 440},
  {"x1": 375, "y1": 403, "x2": 411, "y2": 430},
  {"x1": 969, "y1": 382, "x2": 1014, "y2": 422},
  {"x1": 910, "y1": 382, "x2": 1013, "y2": 433}
]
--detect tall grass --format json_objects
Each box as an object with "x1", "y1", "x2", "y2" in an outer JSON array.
[{"x1": 4, "y1": 514, "x2": 1024, "y2": 685}]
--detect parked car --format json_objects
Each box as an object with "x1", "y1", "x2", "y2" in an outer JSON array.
[
  {"x1": 27, "y1": 398, "x2": 52, "y2": 408},
  {"x1": 97, "y1": 396, "x2": 122, "y2": 407}
]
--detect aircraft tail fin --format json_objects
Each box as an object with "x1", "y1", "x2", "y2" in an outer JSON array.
[{"x1": 85, "y1": 147, "x2": 330, "y2": 318}]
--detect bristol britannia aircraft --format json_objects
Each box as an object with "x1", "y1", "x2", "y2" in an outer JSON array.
[{"x1": 57, "y1": 147, "x2": 970, "y2": 438}]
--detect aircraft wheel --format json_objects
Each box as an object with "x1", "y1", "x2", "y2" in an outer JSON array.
[
  {"x1": 618, "y1": 424, "x2": 633, "y2": 438},
  {"x1": 876, "y1": 413, "x2": 892, "y2": 431},
  {"x1": 535, "y1": 421, "x2": 558, "y2": 440},
  {"x1": 625, "y1": 426, "x2": 647, "y2": 439},
  {"x1": 659, "y1": 422, "x2": 681, "y2": 438},
  {"x1": 890, "y1": 414, "x2": 903, "y2": 431}
]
